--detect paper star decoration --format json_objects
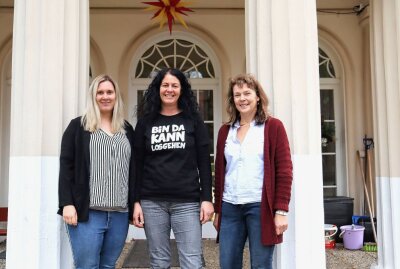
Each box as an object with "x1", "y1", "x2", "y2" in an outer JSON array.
[{"x1": 143, "y1": 0, "x2": 194, "y2": 34}]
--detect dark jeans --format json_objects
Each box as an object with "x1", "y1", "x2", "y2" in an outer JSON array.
[{"x1": 219, "y1": 201, "x2": 275, "y2": 269}]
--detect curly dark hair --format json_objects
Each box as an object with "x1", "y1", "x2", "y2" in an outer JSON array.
[{"x1": 137, "y1": 68, "x2": 200, "y2": 120}]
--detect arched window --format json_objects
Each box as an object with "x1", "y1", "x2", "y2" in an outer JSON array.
[
  {"x1": 319, "y1": 47, "x2": 346, "y2": 197},
  {"x1": 135, "y1": 39, "x2": 215, "y2": 79},
  {"x1": 129, "y1": 35, "x2": 221, "y2": 159}
]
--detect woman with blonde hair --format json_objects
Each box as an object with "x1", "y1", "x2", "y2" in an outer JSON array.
[
  {"x1": 213, "y1": 74, "x2": 293, "y2": 269},
  {"x1": 58, "y1": 74, "x2": 135, "y2": 269}
]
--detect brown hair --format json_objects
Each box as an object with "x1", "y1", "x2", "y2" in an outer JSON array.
[{"x1": 226, "y1": 74, "x2": 269, "y2": 125}]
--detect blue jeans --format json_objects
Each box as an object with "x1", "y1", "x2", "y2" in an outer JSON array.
[
  {"x1": 141, "y1": 200, "x2": 203, "y2": 269},
  {"x1": 66, "y1": 209, "x2": 129, "y2": 269},
  {"x1": 219, "y1": 201, "x2": 275, "y2": 269}
]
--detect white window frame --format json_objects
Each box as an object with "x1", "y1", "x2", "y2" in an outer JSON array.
[{"x1": 320, "y1": 78, "x2": 347, "y2": 196}]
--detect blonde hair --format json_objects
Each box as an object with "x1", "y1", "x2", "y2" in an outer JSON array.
[
  {"x1": 81, "y1": 74, "x2": 125, "y2": 133},
  {"x1": 227, "y1": 73, "x2": 269, "y2": 125}
]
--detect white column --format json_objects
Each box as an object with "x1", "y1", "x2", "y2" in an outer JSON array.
[
  {"x1": 6, "y1": 1, "x2": 89, "y2": 268},
  {"x1": 0, "y1": 56, "x2": 11, "y2": 207},
  {"x1": 370, "y1": 0, "x2": 400, "y2": 268},
  {"x1": 246, "y1": 1, "x2": 325, "y2": 268}
]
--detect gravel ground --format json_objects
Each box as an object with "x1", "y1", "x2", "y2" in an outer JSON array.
[
  {"x1": 116, "y1": 239, "x2": 249, "y2": 269},
  {"x1": 117, "y1": 240, "x2": 377, "y2": 269},
  {"x1": 0, "y1": 240, "x2": 5, "y2": 269},
  {"x1": 0, "y1": 239, "x2": 377, "y2": 269},
  {"x1": 325, "y1": 243, "x2": 377, "y2": 269}
]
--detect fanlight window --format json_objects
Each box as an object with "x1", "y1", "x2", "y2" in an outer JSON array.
[
  {"x1": 135, "y1": 39, "x2": 215, "y2": 79},
  {"x1": 319, "y1": 48, "x2": 336, "y2": 78}
]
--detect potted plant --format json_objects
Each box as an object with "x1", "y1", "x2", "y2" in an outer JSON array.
[{"x1": 321, "y1": 121, "x2": 335, "y2": 147}]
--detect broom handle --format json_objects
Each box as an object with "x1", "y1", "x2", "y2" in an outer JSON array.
[
  {"x1": 357, "y1": 151, "x2": 378, "y2": 243},
  {"x1": 367, "y1": 150, "x2": 375, "y2": 217}
]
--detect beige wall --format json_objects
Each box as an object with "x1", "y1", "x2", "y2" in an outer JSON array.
[
  {"x1": 0, "y1": 8, "x2": 13, "y2": 46},
  {"x1": 89, "y1": 8, "x2": 246, "y2": 123},
  {"x1": 318, "y1": 12, "x2": 372, "y2": 214}
]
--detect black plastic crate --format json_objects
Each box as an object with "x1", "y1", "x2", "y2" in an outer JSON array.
[{"x1": 324, "y1": 196, "x2": 354, "y2": 242}]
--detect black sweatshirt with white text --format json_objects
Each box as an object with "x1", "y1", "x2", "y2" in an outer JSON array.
[{"x1": 134, "y1": 112, "x2": 212, "y2": 203}]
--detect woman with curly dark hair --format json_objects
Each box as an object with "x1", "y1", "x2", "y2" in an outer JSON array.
[{"x1": 133, "y1": 68, "x2": 214, "y2": 269}]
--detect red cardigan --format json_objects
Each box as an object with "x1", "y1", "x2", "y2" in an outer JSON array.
[{"x1": 214, "y1": 117, "x2": 293, "y2": 245}]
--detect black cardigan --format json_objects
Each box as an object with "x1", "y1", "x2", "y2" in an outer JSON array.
[{"x1": 57, "y1": 117, "x2": 135, "y2": 222}]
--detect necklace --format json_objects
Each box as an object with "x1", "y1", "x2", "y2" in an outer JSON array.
[{"x1": 239, "y1": 122, "x2": 249, "y2": 127}]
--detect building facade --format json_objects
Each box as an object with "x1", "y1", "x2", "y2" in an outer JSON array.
[{"x1": 0, "y1": 0, "x2": 399, "y2": 268}]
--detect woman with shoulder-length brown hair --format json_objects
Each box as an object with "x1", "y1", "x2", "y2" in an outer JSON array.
[{"x1": 213, "y1": 74, "x2": 293, "y2": 269}]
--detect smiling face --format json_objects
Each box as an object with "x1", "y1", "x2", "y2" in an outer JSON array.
[
  {"x1": 96, "y1": 80, "x2": 116, "y2": 116},
  {"x1": 160, "y1": 73, "x2": 181, "y2": 109},
  {"x1": 233, "y1": 83, "x2": 260, "y2": 118}
]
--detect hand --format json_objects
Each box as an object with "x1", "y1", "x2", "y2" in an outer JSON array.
[
  {"x1": 213, "y1": 213, "x2": 219, "y2": 231},
  {"x1": 200, "y1": 201, "x2": 214, "y2": 224},
  {"x1": 133, "y1": 202, "x2": 145, "y2": 228},
  {"x1": 274, "y1": 214, "x2": 288, "y2": 235},
  {"x1": 63, "y1": 205, "x2": 78, "y2": 226}
]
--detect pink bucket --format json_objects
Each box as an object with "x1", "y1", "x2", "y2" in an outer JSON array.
[{"x1": 339, "y1": 225, "x2": 365, "y2": 250}]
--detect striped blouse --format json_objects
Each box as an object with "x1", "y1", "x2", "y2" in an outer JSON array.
[{"x1": 89, "y1": 129, "x2": 131, "y2": 211}]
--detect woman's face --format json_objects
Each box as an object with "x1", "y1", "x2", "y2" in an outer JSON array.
[
  {"x1": 233, "y1": 83, "x2": 259, "y2": 117},
  {"x1": 96, "y1": 80, "x2": 116, "y2": 115},
  {"x1": 160, "y1": 73, "x2": 181, "y2": 108}
]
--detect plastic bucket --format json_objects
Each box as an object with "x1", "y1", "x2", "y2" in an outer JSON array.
[
  {"x1": 324, "y1": 224, "x2": 338, "y2": 249},
  {"x1": 340, "y1": 225, "x2": 365, "y2": 250}
]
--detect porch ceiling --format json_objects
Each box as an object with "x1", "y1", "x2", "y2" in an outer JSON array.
[
  {"x1": 90, "y1": 0, "x2": 245, "y2": 9},
  {"x1": 0, "y1": 0, "x2": 371, "y2": 10}
]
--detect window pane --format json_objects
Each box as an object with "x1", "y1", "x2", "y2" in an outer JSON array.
[
  {"x1": 206, "y1": 122, "x2": 214, "y2": 155},
  {"x1": 176, "y1": 42, "x2": 192, "y2": 57},
  {"x1": 198, "y1": 90, "x2": 213, "y2": 121},
  {"x1": 137, "y1": 90, "x2": 146, "y2": 118},
  {"x1": 322, "y1": 138, "x2": 335, "y2": 153},
  {"x1": 159, "y1": 42, "x2": 174, "y2": 57},
  {"x1": 321, "y1": 121, "x2": 335, "y2": 153},
  {"x1": 320, "y1": 90, "x2": 334, "y2": 121},
  {"x1": 322, "y1": 155, "x2": 336, "y2": 186},
  {"x1": 319, "y1": 48, "x2": 336, "y2": 78}
]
